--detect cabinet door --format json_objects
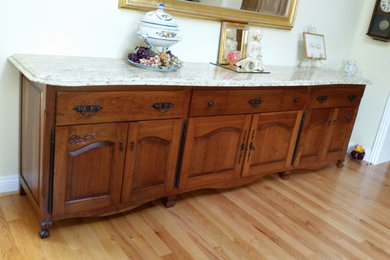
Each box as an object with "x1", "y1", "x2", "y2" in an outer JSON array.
[
  {"x1": 242, "y1": 111, "x2": 302, "y2": 177},
  {"x1": 294, "y1": 108, "x2": 334, "y2": 168},
  {"x1": 326, "y1": 107, "x2": 358, "y2": 161},
  {"x1": 121, "y1": 119, "x2": 182, "y2": 203},
  {"x1": 53, "y1": 123, "x2": 128, "y2": 217},
  {"x1": 179, "y1": 115, "x2": 252, "y2": 190}
]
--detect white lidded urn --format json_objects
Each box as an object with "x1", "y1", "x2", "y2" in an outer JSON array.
[{"x1": 137, "y1": 3, "x2": 181, "y2": 52}]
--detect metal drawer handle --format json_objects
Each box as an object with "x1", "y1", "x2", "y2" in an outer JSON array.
[
  {"x1": 152, "y1": 102, "x2": 174, "y2": 113},
  {"x1": 73, "y1": 105, "x2": 103, "y2": 117},
  {"x1": 208, "y1": 101, "x2": 215, "y2": 107},
  {"x1": 69, "y1": 133, "x2": 97, "y2": 146},
  {"x1": 348, "y1": 95, "x2": 358, "y2": 102},
  {"x1": 293, "y1": 98, "x2": 300, "y2": 103},
  {"x1": 248, "y1": 99, "x2": 263, "y2": 108},
  {"x1": 316, "y1": 96, "x2": 328, "y2": 104}
]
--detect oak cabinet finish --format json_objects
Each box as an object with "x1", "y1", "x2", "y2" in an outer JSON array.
[
  {"x1": 19, "y1": 77, "x2": 365, "y2": 238},
  {"x1": 327, "y1": 107, "x2": 358, "y2": 161},
  {"x1": 56, "y1": 91, "x2": 187, "y2": 125},
  {"x1": 179, "y1": 115, "x2": 252, "y2": 190},
  {"x1": 307, "y1": 86, "x2": 364, "y2": 109},
  {"x1": 121, "y1": 119, "x2": 182, "y2": 204},
  {"x1": 53, "y1": 123, "x2": 128, "y2": 217},
  {"x1": 190, "y1": 88, "x2": 307, "y2": 116},
  {"x1": 242, "y1": 111, "x2": 303, "y2": 177},
  {"x1": 21, "y1": 78, "x2": 43, "y2": 206},
  {"x1": 293, "y1": 108, "x2": 334, "y2": 168},
  {"x1": 294, "y1": 107, "x2": 359, "y2": 169}
]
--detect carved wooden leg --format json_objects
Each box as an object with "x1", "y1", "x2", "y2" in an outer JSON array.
[
  {"x1": 279, "y1": 171, "x2": 291, "y2": 180},
  {"x1": 19, "y1": 184, "x2": 26, "y2": 196},
  {"x1": 163, "y1": 195, "x2": 177, "y2": 208},
  {"x1": 39, "y1": 221, "x2": 53, "y2": 239},
  {"x1": 336, "y1": 160, "x2": 344, "y2": 168}
]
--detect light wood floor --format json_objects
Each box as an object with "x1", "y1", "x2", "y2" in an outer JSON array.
[{"x1": 1, "y1": 158, "x2": 390, "y2": 259}]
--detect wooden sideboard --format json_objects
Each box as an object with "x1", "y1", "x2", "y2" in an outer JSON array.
[{"x1": 19, "y1": 74, "x2": 365, "y2": 238}]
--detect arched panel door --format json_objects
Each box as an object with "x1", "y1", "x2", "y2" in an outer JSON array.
[
  {"x1": 53, "y1": 123, "x2": 128, "y2": 217},
  {"x1": 179, "y1": 115, "x2": 252, "y2": 190},
  {"x1": 326, "y1": 107, "x2": 358, "y2": 161},
  {"x1": 121, "y1": 119, "x2": 182, "y2": 204},
  {"x1": 242, "y1": 111, "x2": 302, "y2": 177},
  {"x1": 293, "y1": 108, "x2": 335, "y2": 168}
]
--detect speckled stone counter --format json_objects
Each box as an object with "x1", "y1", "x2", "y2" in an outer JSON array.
[{"x1": 9, "y1": 54, "x2": 370, "y2": 87}]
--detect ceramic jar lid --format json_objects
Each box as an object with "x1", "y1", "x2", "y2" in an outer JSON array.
[{"x1": 140, "y1": 3, "x2": 178, "y2": 28}]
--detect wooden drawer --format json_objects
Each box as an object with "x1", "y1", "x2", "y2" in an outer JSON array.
[
  {"x1": 56, "y1": 91, "x2": 187, "y2": 125},
  {"x1": 308, "y1": 86, "x2": 364, "y2": 109},
  {"x1": 189, "y1": 90, "x2": 229, "y2": 116},
  {"x1": 190, "y1": 88, "x2": 307, "y2": 116},
  {"x1": 225, "y1": 88, "x2": 307, "y2": 114}
]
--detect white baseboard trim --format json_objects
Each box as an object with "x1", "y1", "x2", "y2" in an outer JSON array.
[
  {"x1": 0, "y1": 175, "x2": 19, "y2": 194},
  {"x1": 348, "y1": 142, "x2": 372, "y2": 163}
]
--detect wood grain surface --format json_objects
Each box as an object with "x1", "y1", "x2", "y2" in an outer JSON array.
[{"x1": 2, "y1": 158, "x2": 390, "y2": 259}]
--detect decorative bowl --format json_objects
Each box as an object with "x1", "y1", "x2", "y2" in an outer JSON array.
[
  {"x1": 226, "y1": 50, "x2": 241, "y2": 67},
  {"x1": 137, "y1": 3, "x2": 181, "y2": 51}
]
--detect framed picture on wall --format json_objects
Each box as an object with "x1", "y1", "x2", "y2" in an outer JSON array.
[{"x1": 303, "y1": 32, "x2": 327, "y2": 60}]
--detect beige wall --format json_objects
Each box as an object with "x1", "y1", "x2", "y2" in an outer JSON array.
[
  {"x1": 349, "y1": 0, "x2": 390, "y2": 157},
  {"x1": 0, "y1": 0, "x2": 368, "y2": 179}
]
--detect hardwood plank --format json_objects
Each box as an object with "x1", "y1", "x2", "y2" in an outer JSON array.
[
  {"x1": 85, "y1": 220, "x2": 130, "y2": 259},
  {"x1": 148, "y1": 204, "x2": 218, "y2": 259},
  {"x1": 126, "y1": 213, "x2": 172, "y2": 257},
  {"x1": 177, "y1": 195, "x2": 268, "y2": 259},
  {"x1": 0, "y1": 207, "x2": 23, "y2": 260},
  {"x1": 194, "y1": 191, "x2": 309, "y2": 259},
  {"x1": 140, "y1": 211, "x2": 195, "y2": 260},
  {"x1": 1, "y1": 159, "x2": 390, "y2": 259}
]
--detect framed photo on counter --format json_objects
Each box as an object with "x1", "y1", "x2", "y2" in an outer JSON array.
[{"x1": 303, "y1": 32, "x2": 327, "y2": 60}]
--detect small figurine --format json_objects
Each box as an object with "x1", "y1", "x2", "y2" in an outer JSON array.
[
  {"x1": 241, "y1": 29, "x2": 264, "y2": 71},
  {"x1": 350, "y1": 144, "x2": 365, "y2": 161},
  {"x1": 344, "y1": 60, "x2": 358, "y2": 77},
  {"x1": 235, "y1": 57, "x2": 264, "y2": 71},
  {"x1": 246, "y1": 30, "x2": 263, "y2": 60}
]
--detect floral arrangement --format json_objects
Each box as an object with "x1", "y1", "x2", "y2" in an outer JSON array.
[
  {"x1": 128, "y1": 46, "x2": 182, "y2": 69},
  {"x1": 350, "y1": 144, "x2": 365, "y2": 161}
]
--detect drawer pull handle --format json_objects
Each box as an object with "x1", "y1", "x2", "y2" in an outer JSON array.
[
  {"x1": 293, "y1": 98, "x2": 300, "y2": 103},
  {"x1": 73, "y1": 105, "x2": 103, "y2": 117},
  {"x1": 208, "y1": 101, "x2": 215, "y2": 107},
  {"x1": 119, "y1": 141, "x2": 124, "y2": 151},
  {"x1": 248, "y1": 99, "x2": 263, "y2": 107},
  {"x1": 317, "y1": 96, "x2": 328, "y2": 103},
  {"x1": 238, "y1": 130, "x2": 247, "y2": 164},
  {"x1": 152, "y1": 102, "x2": 174, "y2": 113},
  {"x1": 69, "y1": 133, "x2": 97, "y2": 146},
  {"x1": 130, "y1": 141, "x2": 135, "y2": 151},
  {"x1": 247, "y1": 130, "x2": 256, "y2": 163},
  {"x1": 348, "y1": 95, "x2": 358, "y2": 101}
]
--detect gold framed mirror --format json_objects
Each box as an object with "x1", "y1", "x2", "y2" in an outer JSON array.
[{"x1": 119, "y1": 0, "x2": 299, "y2": 30}]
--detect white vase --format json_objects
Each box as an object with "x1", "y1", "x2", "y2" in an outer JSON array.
[
  {"x1": 137, "y1": 3, "x2": 181, "y2": 51},
  {"x1": 344, "y1": 60, "x2": 357, "y2": 77}
]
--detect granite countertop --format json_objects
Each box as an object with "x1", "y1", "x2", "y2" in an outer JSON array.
[{"x1": 9, "y1": 54, "x2": 371, "y2": 87}]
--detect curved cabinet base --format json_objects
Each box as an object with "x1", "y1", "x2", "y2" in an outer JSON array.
[{"x1": 18, "y1": 78, "x2": 365, "y2": 238}]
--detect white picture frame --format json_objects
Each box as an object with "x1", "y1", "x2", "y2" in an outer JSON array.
[{"x1": 303, "y1": 32, "x2": 327, "y2": 60}]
